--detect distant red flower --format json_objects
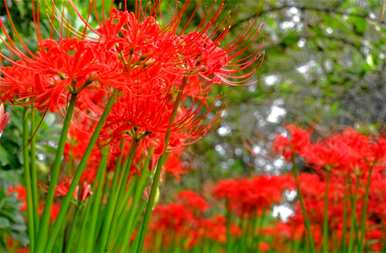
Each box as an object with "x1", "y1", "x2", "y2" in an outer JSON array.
[
  {"x1": 55, "y1": 177, "x2": 92, "y2": 201},
  {"x1": 163, "y1": 151, "x2": 187, "y2": 180},
  {"x1": 8, "y1": 185, "x2": 27, "y2": 211},
  {"x1": 0, "y1": 104, "x2": 9, "y2": 134},
  {"x1": 274, "y1": 126, "x2": 386, "y2": 176},
  {"x1": 272, "y1": 124, "x2": 311, "y2": 160},
  {"x1": 258, "y1": 242, "x2": 270, "y2": 252},
  {"x1": 213, "y1": 174, "x2": 292, "y2": 216},
  {"x1": 177, "y1": 191, "x2": 209, "y2": 213},
  {"x1": 152, "y1": 203, "x2": 195, "y2": 233},
  {"x1": 191, "y1": 215, "x2": 236, "y2": 245}
]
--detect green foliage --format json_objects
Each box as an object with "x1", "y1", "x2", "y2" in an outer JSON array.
[{"x1": 0, "y1": 171, "x2": 28, "y2": 251}]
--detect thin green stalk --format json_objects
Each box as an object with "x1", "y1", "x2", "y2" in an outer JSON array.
[
  {"x1": 98, "y1": 139, "x2": 139, "y2": 253},
  {"x1": 30, "y1": 107, "x2": 39, "y2": 235},
  {"x1": 382, "y1": 222, "x2": 386, "y2": 253},
  {"x1": 238, "y1": 216, "x2": 248, "y2": 253},
  {"x1": 106, "y1": 137, "x2": 146, "y2": 249},
  {"x1": 36, "y1": 93, "x2": 78, "y2": 253},
  {"x1": 111, "y1": 145, "x2": 151, "y2": 223},
  {"x1": 118, "y1": 154, "x2": 152, "y2": 253},
  {"x1": 76, "y1": 199, "x2": 93, "y2": 252},
  {"x1": 348, "y1": 175, "x2": 360, "y2": 253},
  {"x1": 65, "y1": 204, "x2": 85, "y2": 253},
  {"x1": 225, "y1": 201, "x2": 232, "y2": 253},
  {"x1": 246, "y1": 216, "x2": 256, "y2": 250},
  {"x1": 44, "y1": 92, "x2": 116, "y2": 253},
  {"x1": 85, "y1": 146, "x2": 110, "y2": 253},
  {"x1": 23, "y1": 109, "x2": 35, "y2": 253},
  {"x1": 358, "y1": 167, "x2": 374, "y2": 252},
  {"x1": 134, "y1": 82, "x2": 186, "y2": 253},
  {"x1": 133, "y1": 152, "x2": 168, "y2": 252},
  {"x1": 256, "y1": 209, "x2": 265, "y2": 253},
  {"x1": 53, "y1": 222, "x2": 66, "y2": 253},
  {"x1": 155, "y1": 232, "x2": 162, "y2": 252},
  {"x1": 95, "y1": 149, "x2": 124, "y2": 251},
  {"x1": 113, "y1": 172, "x2": 138, "y2": 226},
  {"x1": 323, "y1": 171, "x2": 331, "y2": 253},
  {"x1": 293, "y1": 239, "x2": 300, "y2": 253},
  {"x1": 341, "y1": 179, "x2": 349, "y2": 252},
  {"x1": 292, "y1": 166, "x2": 316, "y2": 253}
]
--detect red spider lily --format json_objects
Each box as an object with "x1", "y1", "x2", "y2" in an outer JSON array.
[
  {"x1": 55, "y1": 177, "x2": 92, "y2": 201},
  {"x1": 273, "y1": 126, "x2": 386, "y2": 250},
  {"x1": 148, "y1": 191, "x2": 207, "y2": 239},
  {"x1": 151, "y1": 203, "x2": 196, "y2": 234},
  {"x1": 38, "y1": 203, "x2": 62, "y2": 222},
  {"x1": 146, "y1": 190, "x2": 241, "y2": 251},
  {"x1": 273, "y1": 125, "x2": 386, "y2": 177},
  {"x1": 0, "y1": 1, "x2": 261, "y2": 252},
  {"x1": 0, "y1": 0, "x2": 259, "y2": 111},
  {"x1": 8, "y1": 185, "x2": 27, "y2": 212},
  {"x1": 163, "y1": 151, "x2": 188, "y2": 180},
  {"x1": 198, "y1": 215, "x2": 241, "y2": 243},
  {"x1": 0, "y1": 104, "x2": 9, "y2": 135},
  {"x1": 264, "y1": 172, "x2": 386, "y2": 251},
  {"x1": 176, "y1": 191, "x2": 209, "y2": 213},
  {"x1": 100, "y1": 90, "x2": 217, "y2": 151},
  {"x1": 7, "y1": 184, "x2": 62, "y2": 222},
  {"x1": 258, "y1": 242, "x2": 270, "y2": 252},
  {"x1": 272, "y1": 124, "x2": 311, "y2": 161},
  {"x1": 185, "y1": 215, "x2": 241, "y2": 248},
  {"x1": 0, "y1": 38, "x2": 114, "y2": 111},
  {"x1": 212, "y1": 174, "x2": 293, "y2": 217}
]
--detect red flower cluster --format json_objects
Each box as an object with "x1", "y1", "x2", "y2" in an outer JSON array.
[
  {"x1": 147, "y1": 190, "x2": 241, "y2": 250},
  {"x1": 0, "y1": 1, "x2": 260, "y2": 199},
  {"x1": 0, "y1": 104, "x2": 9, "y2": 135},
  {"x1": 213, "y1": 175, "x2": 293, "y2": 217},
  {"x1": 1, "y1": 0, "x2": 258, "y2": 140},
  {"x1": 8, "y1": 185, "x2": 27, "y2": 211},
  {"x1": 273, "y1": 125, "x2": 386, "y2": 176},
  {"x1": 0, "y1": 1, "x2": 260, "y2": 251},
  {"x1": 146, "y1": 126, "x2": 386, "y2": 252},
  {"x1": 21, "y1": 1, "x2": 259, "y2": 188},
  {"x1": 271, "y1": 125, "x2": 386, "y2": 252},
  {"x1": 8, "y1": 185, "x2": 60, "y2": 221}
]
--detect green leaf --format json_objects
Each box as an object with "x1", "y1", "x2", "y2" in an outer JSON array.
[{"x1": 0, "y1": 217, "x2": 10, "y2": 229}]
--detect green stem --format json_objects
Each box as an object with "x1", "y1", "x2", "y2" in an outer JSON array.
[
  {"x1": 99, "y1": 139, "x2": 140, "y2": 252},
  {"x1": 323, "y1": 171, "x2": 331, "y2": 253},
  {"x1": 118, "y1": 151, "x2": 152, "y2": 253},
  {"x1": 107, "y1": 136, "x2": 148, "y2": 246},
  {"x1": 95, "y1": 147, "x2": 124, "y2": 252},
  {"x1": 358, "y1": 167, "x2": 374, "y2": 252},
  {"x1": 36, "y1": 94, "x2": 77, "y2": 253},
  {"x1": 238, "y1": 216, "x2": 248, "y2": 253},
  {"x1": 134, "y1": 81, "x2": 186, "y2": 253},
  {"x1": 348, "y1": 175, "x2": 360, "y2": 253},
  {"x1": 76, "y1": 198, "x2": 93, "y2": 252},
  {"x1": 85, "y1": 146, "x2": 110, "y2": 253},
  {"x1": 341, "y1": 178, "x2": 349, "y2": 252},
  {"x1": 225, "y1": 201, "x2": 232, "y2": 253},
  {"x1": 23, "y1": 109, "x2": 35, "y2": 253},
  {"x1": 65, "y1": 203, "x2": 85, "y2": 253},
  {"x1": 30, "y1": 107, "x2": 39, "y2": 234},
  {"x1": 256, "y1": 210, "x2": 265, "y2": 253},
  {"x1": 292, "y1": 167, "x2": 316, "y2": 253},
  {"x1": 44, "y1": 92, "x2": 116, "y2": 253},
  {"x1": 135, "y1": 149, "x2": 167, "y2": 253}
]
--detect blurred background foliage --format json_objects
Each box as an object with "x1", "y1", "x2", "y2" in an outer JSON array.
[
  {"x1": 0, "y1": 0, "x2": 385, "y2": 245},
  {"x1": 175, "y1": 0, "x2": 386, "y2": 196}
]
